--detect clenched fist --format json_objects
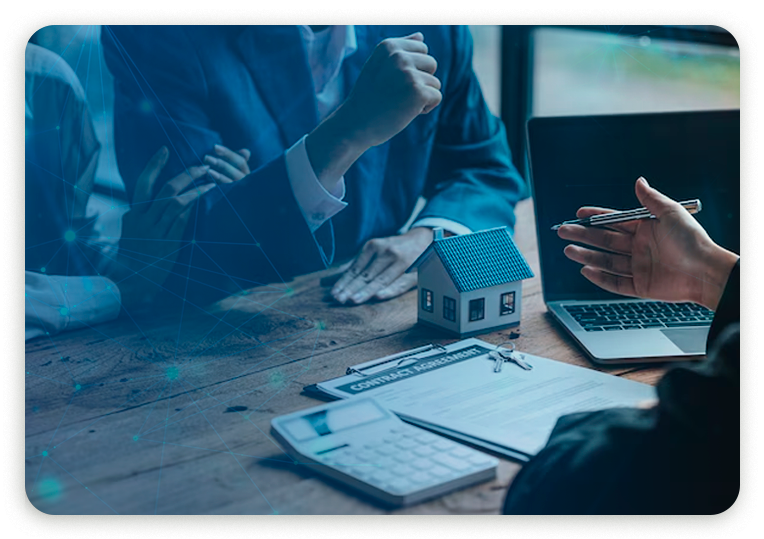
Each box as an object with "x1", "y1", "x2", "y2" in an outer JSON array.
[
  {"x1": 338, "y1": 32, "x2": 442, "y2": 148},
  {"x1": 306, "y1": 33, "x2": 442, "y2": 187}
]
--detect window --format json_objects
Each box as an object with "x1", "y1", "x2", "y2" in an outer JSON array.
[
  {"x1": 532, "y1": 27, "x2": 740, "y2": 118},
  {"x1": 468, "y1": 298, "x2": 485, "y2": 322},
  {"x1": 500, "y1": 26, "x2": 739, "y2": 180},
  {"x1": 443, "y1": 296, "x2": 456, "y2": 322},
  {"x1": 421, "y1": 289, "x2": 433, "y2": 312},
  {"x1": 500, "y1": 292, "x2": 516, "y2": 316}
]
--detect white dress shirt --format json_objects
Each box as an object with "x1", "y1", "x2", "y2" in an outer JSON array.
[
  {"x1": 285, "y1": 26, "x2": 471, "y2": 236},
  {"x1": 25, "y1": 271, "x2": 122, "y2": 341}
]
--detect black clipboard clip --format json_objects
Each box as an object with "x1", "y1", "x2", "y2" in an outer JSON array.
[{"x1": 345, "y1": 343, "x2": 448, "y2": 377}]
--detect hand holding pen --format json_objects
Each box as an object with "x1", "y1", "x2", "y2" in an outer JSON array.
[{"x1": 555, "y1": 177, "x2": 738, "y2": 311}]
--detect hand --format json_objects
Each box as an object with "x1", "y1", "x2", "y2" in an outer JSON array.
[
  {"x1": 557, "y1": 177, "x2": 739, "y2": 311},
  {"x1": 305, "y1": 32, "x2": 442, "y2": 186},
  {"x1": 203, "y1": 144, "x2": 251, "y2": 183},
  {"x1": 338, "y1": 32, "x2": 442, "y2": 148},
  {"x1": 331, "y1": 227, "x2": 435, "y2": 304},
  {"x1": 109, "y1": 147, "x2": 215, "y2": 309}
]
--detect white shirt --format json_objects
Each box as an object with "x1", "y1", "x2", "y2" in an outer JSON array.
[
  {"x1": 286, "y1": 26, "x2": 471, "y2": 236},
  {"x1": 25, "y1": 271, "x2": 122, "y2": 341}
]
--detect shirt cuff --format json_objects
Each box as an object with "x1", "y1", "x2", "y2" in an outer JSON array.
[
  {"x1": 25, "y1": 272, "x2": 122, "y2": 340},
  {"x1": 285, "y1": 135, "x2": 348, "y2": 233},
  {"x1": 411, "y1": 218, "x2": 472, "y2": 236}
]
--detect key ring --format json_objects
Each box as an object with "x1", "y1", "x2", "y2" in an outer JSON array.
[
  {"x1": 489, "y1": 341, "x2": 532, "y2": 371},
  {"x1": 494, "y1": 341, "x2": 518, "y2": 359}
]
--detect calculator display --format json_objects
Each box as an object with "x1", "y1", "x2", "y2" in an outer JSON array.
[{"x1": 283, "y1": 400, "x2": 387, "y2": 442}]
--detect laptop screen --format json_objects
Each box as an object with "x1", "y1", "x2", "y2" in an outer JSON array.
[{"x1": 527, "y1": 110, "x2": 740, "y2": 303}]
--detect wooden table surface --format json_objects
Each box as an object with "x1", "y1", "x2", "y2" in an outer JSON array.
[{"x1": 25, "y1": 199, "x2": 666, "y2": 515}]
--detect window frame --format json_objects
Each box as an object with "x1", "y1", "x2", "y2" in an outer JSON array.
[
  {"x1": 443, "y1": 296, "x2": 456, "y2": 322},
  {"x1": 468, "y1": 298, "x2": 485, "y2": 322},
  {"x1": 500, "y1": 291, "x2": 516, "y2": 316},
  {"x1": 421, "y1": 288, "x2": 434, "y2": 313}
]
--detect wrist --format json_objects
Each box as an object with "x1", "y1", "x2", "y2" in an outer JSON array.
[
  {"x1": 306, "y1": 110, "x2": 369, "y2": 187},
  {"x1": 697, "y1": 244, "x2": 739, "y2": 311},
  {"x1": 407, "y1": 226, "x2": 436, "y2": 244}
]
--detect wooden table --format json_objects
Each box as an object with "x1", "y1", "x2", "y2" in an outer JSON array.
[{"x1": 25, "y1": 199, "x2": 666, "y2": 514}]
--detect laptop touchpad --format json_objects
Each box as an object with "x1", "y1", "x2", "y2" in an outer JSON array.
[{"x1": 660, "y1": 327, "x2": 710, "y2": 355}]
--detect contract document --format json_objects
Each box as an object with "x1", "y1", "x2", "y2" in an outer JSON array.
[{"x1": 316, "y1": 338, "x2": 656, "y2": 460}]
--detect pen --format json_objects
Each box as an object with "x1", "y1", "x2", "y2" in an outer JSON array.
[{"x1": 550, "y1": 199, "x2": 702, "y2": 231}]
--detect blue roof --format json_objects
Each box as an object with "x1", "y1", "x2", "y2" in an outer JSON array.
[{"x1": 408, "y1": 227, "x2": 534, "y2": 292}]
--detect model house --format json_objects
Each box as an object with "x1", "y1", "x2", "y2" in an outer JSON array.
[{"x1": 406, "y1": 227, "x2": 534, "y2": 337}]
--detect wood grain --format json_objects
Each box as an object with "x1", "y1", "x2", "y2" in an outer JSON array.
[{"x1": 25, "y1": 199, "x2": 666, "y2": 515}]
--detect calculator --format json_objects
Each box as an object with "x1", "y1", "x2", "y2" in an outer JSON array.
[{"x1": 270, "y1": 396, "x2": 498, "y2": 507}]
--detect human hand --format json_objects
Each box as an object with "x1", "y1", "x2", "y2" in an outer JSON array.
[
  {"x1": 305, "y1": 32, "x2": 442, "y2": 184},
  {"x1": 203, "y1": 144, "x2": 251, "y2": 183},
  {"x1": 557, "y1": 177, "x2": 739, "y2": 310},
  {"x1": 110, "y1": 147, "x2": 215, "y2": 309},
  {"x1": 331, "y1": 227, "x2": 435, "y2": 304},
  {"x1": 337, "y1": 32, "x2": 442, "y2": 148}
]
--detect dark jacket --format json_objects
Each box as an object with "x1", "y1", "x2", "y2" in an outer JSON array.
[{"x1": 503, "y1": 261, "x2": 740, "y2": 514}]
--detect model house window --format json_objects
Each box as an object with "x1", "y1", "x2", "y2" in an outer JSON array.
[
  {"x1": 443, "y1": 296, "x2": 456, "y2": 322},
  {"x1": 469, "y1": 298, "x2": 485, "y2": 321},
  {"x1": 421, "y1": 288, "x2": 434, "y2": 312},
  {"x1": 500, "y1": 291, "x2": 516, "y2": 316}
]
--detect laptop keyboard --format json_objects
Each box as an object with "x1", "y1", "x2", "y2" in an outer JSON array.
[{"x1": 563, "y1": 301, "x2": 714, "y2": 332}]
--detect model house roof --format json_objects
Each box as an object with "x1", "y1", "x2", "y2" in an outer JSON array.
[{"x1": 407, "y1": 227, "x2": 534, "y2": 293}]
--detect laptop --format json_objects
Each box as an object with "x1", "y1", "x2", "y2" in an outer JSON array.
[{"x1": 526, "y1": 110, "x2": 739, "y2": 364}]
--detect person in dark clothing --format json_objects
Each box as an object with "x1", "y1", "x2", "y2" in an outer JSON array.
[{"x1": 504, "y1": 177, "x2": 740, "y2": 514}]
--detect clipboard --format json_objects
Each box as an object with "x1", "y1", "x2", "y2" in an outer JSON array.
[{"x1": 303, "y1": 338, "x2": 656, "y2": 461}]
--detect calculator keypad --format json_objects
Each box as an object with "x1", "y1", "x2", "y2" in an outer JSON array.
[{"x1": 320, "y1": 425, "x2": 496, "y2": 496}]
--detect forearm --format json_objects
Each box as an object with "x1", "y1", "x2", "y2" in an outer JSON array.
[{"x1": 305, "y1": 110, "x2": 369, "y2": 191}]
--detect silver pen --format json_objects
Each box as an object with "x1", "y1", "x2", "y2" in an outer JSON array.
[{"x1": 551, "y1": 199, "x2": 702, "y2": 231}]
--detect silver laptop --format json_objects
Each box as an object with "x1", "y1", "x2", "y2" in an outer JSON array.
[{"x1": 526, "y1": 111, "x2": 739, "y2": 364}]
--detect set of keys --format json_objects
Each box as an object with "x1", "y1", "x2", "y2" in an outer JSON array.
[{"x1": 489, "y1": 342, "x2": 533, "y2": 372}]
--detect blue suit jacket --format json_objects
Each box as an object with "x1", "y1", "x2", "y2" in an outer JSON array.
[{"x1": 102, "y1": 25, "x2": 525, "y2": 302}]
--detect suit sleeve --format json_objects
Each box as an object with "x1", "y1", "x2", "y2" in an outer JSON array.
[
  {"x1": 102, "y1": 26, "x2": 332, "y2": 302},
  {"x1": 502, "y1": 263, "x2": 740, "y2": 515},
  {"x1": 417, "y1": 26, "x2": 525, "y2": 232}
]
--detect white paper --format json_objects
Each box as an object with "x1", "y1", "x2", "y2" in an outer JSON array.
[{"x1": 318, "y1": 338, "x2": 656, "y2": 456}]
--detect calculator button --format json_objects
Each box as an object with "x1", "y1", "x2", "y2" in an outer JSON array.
[
  {"x1": 415, "y1": 433, "x2": 438, "y2": 444},
  {"x1": 411, "y1": 457, "x2": 434, "y2": 470},
  {"x1": 374, "y1": 456, "x2": 396, "y2": 468},
  {"x1": 374, "y1": 444, "x2": 396, "y2": 456},
  {"x1": 395, "y1": 439, "x2": 418, "y2": 450},
  {"x1": 383, "y1": 434, "x2": 403, "y2": 444},
  {"x1": 370, "y1": 470, "x2": 394, "y2": 484},
  {"x1": 395, "y1": 465, "x2": 415, "y2": 477},
  {"x1": 355, "y1": 450, "x2": 375, "y2": 461},
  {"x1": 413, "y1": 445, "x2": 436, "y2": 458},
  {"x1": 433, "y1": 453, "x2": 471, "y2": 471},
  {"x1": 450, "y1": 447, "x2": 472, "y2": 458},
  {"x1": 392, "y1": 451, "x2": 416, "y2": 464},
  {"x1": 433, "y1": 440, "x2": 456, "y2": 451}
]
